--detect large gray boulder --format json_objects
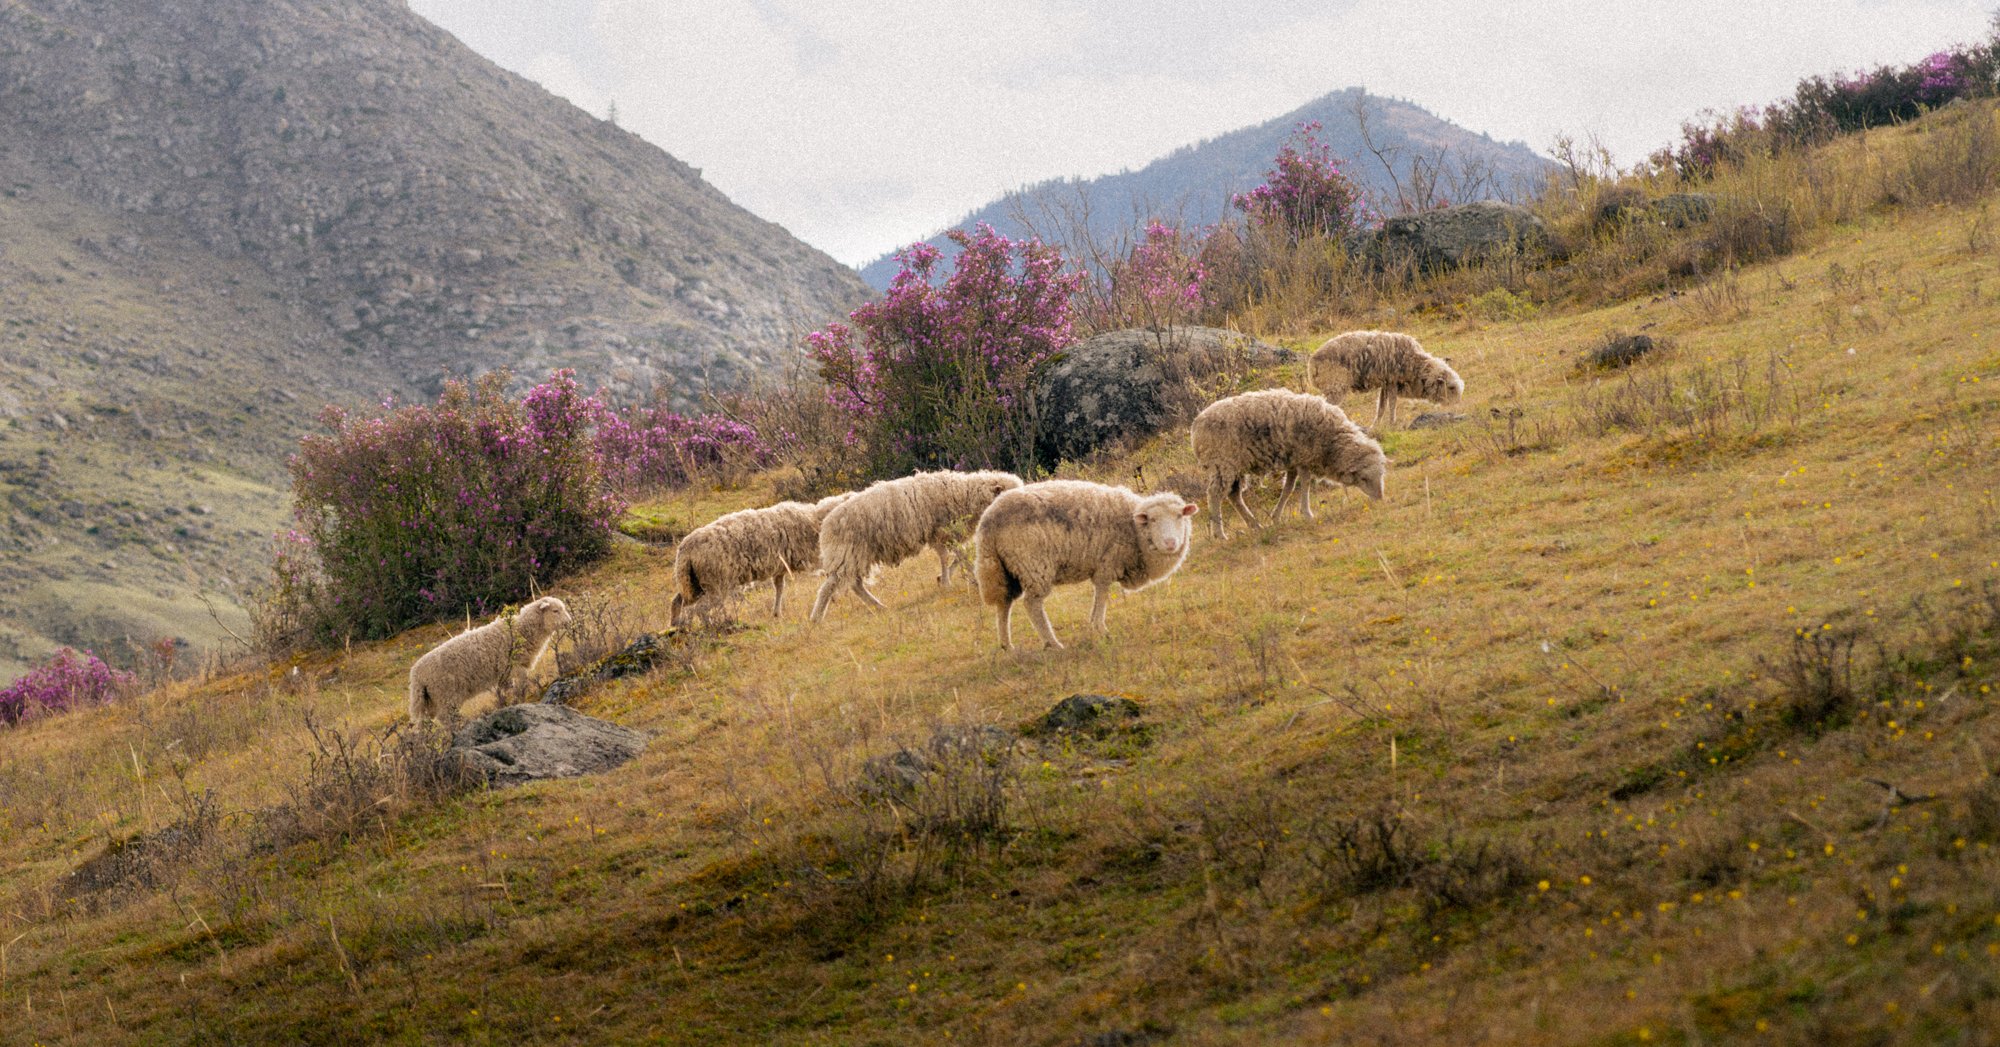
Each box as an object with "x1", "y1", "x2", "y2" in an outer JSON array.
[
  {"x1": 1035, "y1": 326, "x2": 1293, "y2": 466},
  {"x1": 452, "y1": 704, "x2": 646, "y2": 787},
  {"x1": 1366, "y1": 201, "x2": 1548, "y2": 272}
]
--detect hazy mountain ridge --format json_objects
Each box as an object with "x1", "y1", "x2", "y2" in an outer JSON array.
[
  {"x1": 0, "y1": 0, "x2": 868, "y2": 678},
  {"x1": 861, "y1": 88, "x2": 1554, "y2": 288},
  {"x1": 0, "y1": 0, "x2": 867, "y2": 400}
]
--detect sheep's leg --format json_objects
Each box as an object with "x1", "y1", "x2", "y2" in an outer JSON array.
[
  {"x1": 852, "y1": 575, "x2": 888, "y2": 610},
  {"x1": 995, "y1": 598, "x2": 1015, "y2": 650},
  {"x1": 1300, "y1": 474, "x2": 1316, "y2": 520},
  {"x1": 1272, "y1": 469, "x2": 1299, "y2": 524},
  {"x1": 933, "y1": 539, "x2": 953, "y2": 586},
  {"x1": 810, "y1": 574, "x2": 841, "y2": 622},
  {"x1": 1373, "y1": 387, "x2": 1391, "y2": 429},
  {"x1": 1227, "y1": 478, "x2": 1264, "y2": 532},
  {"x1": 1208, "y1": 476, "x2": 1230, "y2": 540},
  {"x1": 771, "y1": 573, "x2": 787, "y2": 618},
  {"x1": 1385, "y1": 390, "x2": 1401, "y2": 428},
  {"x1": 1089, "y1": 581, "x2": 1112, "y2": 634},
  {"x1": 1023, "y1": 593, "x2": 1064, "y2": 650}
]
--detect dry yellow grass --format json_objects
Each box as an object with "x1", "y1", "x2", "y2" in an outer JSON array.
[{"x1": 3, "y1": 118, "x2": 2000, "y2": 1046}]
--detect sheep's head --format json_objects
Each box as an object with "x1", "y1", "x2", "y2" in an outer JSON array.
[
  {"x1": 1424, "y1": 358, "x2": 1465, "y2": 406},
  {"x1": 1133, "y1": 494, "x2": 1199, "y2": 556},
  {"x1": 522, "y1": 596, "x2": 573, "y2": 633},
  {"x1": 1357, "y1": 457, "x2": 1387, "y2": 501}
]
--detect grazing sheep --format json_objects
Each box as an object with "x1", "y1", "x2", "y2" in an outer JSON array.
[
  {"x1": 1308, "y1": 330, "x2": 1464, "y2": 429},
  {"x1": 975, "y1": 481, "x2": 1198, "y2": 650},
  {"x1": 668, "y1": 493, "x2": 852, "y2": 626},
  {"x1": 1190, "y1": 388, "x2": 1386, "y2": 539},
  {"x1": 407, "y1": 596, "x2": 573, "y2": 724},
  {"x1": 810, "y1": 470, "x2": 1024, "y2": 622}
]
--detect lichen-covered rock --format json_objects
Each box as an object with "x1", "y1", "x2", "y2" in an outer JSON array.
[
  {"x1": 1365, "y1": 201, "x2": 1548, "y2": 272},
  {"x1": 452, "y1": 704, "x2": 645, "y2": 787},
  {"x1": 1035, "y1": 326, "x2": 1292, "y2": 466},
  {"x1": 1035, "y1": 693, "x2": 1142, "y2": 735},
  {"x1": 1651, "y1": 193, "x2": 1716, "y2": 229},
  {"x1": 540, "y1": 632, "x2": 674, "y2": 706},
  {"x1": 1407, "y1": 411, "x2": 1468, "y2": 429}
]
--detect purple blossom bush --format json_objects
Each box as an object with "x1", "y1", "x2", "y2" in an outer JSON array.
[
  {"x1": 0, "y1": 648, "x2": 135, "y2": 727},
  {"x1": 1232, "y1": 122, "x2": 1373, "y2": 242},
  {"x1": 287, "y1": 370, "x2": 622, "y2": 640},
  {"x1": 266, "y1": 369, "x2": 776, "y2": 646},
  {"x1": 594, "y1": 403, "x2": 773, "y2": 494},
  {"x1": 1101, "y1": 219, "x2": 1207, "y2": 334},
  {"x1": 807, "y1": 223, "x2": 1083, "y2": 476}
]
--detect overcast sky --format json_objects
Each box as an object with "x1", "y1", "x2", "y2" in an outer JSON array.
[{"x1": 410, "y1": 0, "x2": 1994, "y2": 267}]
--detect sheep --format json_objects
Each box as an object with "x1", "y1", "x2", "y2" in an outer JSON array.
[
  {"x1": 407, "y1": 596, "x2": 573, "y2": 724},
  {"x1": 809, "y1": 470, "x2": 1024, "y2": 622},
  {"x1": 668, "y1": 492, "x2": 852, "y2": 626},
  {"x1": 1308, "y1": 330, "x2": 1464, "y2": 429},
  {"x1": 974, "y1": 480, "x2": 1198, "y2": 650},
  {"x1": 1189, "y1": 388, "x2": 1385, "y2": 539}
]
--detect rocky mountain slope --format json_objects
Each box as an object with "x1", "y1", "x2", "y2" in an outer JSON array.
[
  {"x1": 0, "y1": 0, "x2": 868, "y2": 679},
  {"x1": 861, "y1": 87, "x2": 1553, "y2": 288}
]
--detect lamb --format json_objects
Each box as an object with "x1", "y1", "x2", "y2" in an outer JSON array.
[
  {"x1": 407, "y1": 596, "x2": 573, "y2": 724},
  {"x1": 668, "y1": 492, "x2": 852, "y2": 626},
  {"x1": 974, "y1": 480, "x2": 1198, "y2": 650},
  {"x1": 1189, "y1": 388, "x2": 1386, "y2": 539},
  {"x1": 809, "y1": 470, "x2": 1024, "y2": 622},
  {"x1": 1308, "y1": 330, "x2": 1464, "y2": 429}
]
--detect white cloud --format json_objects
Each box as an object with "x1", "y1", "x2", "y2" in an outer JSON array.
[{"x1": 413, "y1": 0, "x2": 1995, "y2": 265}]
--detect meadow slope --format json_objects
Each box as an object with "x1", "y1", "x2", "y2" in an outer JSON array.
[{"x1": 4, "y1": 142, "x2": 2000, "y2": 1046}]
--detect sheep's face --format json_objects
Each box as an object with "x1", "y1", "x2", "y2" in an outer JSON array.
[
  {"x1": 1134, "y1": 499, "x2": 1199, "y2": 556},
  {"x1": 1358, "y1": 459, "x2": 1387, "y2": 501},
  {"x1": 1427, "y1": 362, "x2": 1465, "y2": 406},
  {"x1": 524, "y1": 597, "x2": 572, "y2": 632}
]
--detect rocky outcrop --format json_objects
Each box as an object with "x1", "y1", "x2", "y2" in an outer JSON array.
[
  {"x1": 1362, "y1": 201, "x2": 1548, "y2": 272},
  {"x1": 1035, "y1": 326, "x2": 1293, "y2": 466},
  {"x1": 452, "y1": 704, "x2": 645, "y2": 787}
]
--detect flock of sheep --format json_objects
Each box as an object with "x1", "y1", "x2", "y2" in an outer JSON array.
[{"x1": 405, "y1": 331, "x2": 1465, "y2": 723}]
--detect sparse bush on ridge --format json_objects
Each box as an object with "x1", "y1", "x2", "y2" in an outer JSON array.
[{"x1": 1655, "y1": 30, "x2": 2000, "y2": 180}]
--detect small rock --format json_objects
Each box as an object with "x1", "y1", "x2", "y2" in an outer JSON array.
[
  {"x1": 1651, "y1": 193, "x2": 1716, "y2": 228},
  {"x1": 1407, "y1": 411, "x2": 1467, "y2": 429},
  {"x1": 1588, "y1": 333, "x2": 1659, "y2": 369},
  {"x1": 859, "y1": 725, "x2": 1018, "y2": 798},
  {"x1": 1037, "y1": 693, "x2": 1142, "y2": 735},
  {"x1": 451, "y1": 704, "x2": 645, "y2": 787}
]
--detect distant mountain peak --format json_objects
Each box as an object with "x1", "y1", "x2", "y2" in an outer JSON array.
[{"x1": 860, "y1": 88, "x2": 1552, "y2": 289}]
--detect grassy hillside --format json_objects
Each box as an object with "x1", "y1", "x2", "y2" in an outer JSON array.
[{"x1": 3, "y1": 115, "x2": 1999, "y2": 1045}]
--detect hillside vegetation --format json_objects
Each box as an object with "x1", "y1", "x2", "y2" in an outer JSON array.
[{"x1": 3, "y1": 108, "x2": 1999, "y2": 1045}]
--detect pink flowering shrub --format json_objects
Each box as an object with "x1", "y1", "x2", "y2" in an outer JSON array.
[
  {"x1": 594, "y1": 403, "x2": 772, "y2": 494},
  {"x1": 1102, "y1": 219, "x2": 1207, "y2": 334},
  {"x1": 1232, "y1": 122, "x2": 1372, "y2": 242},
  {"x1": 0, "y1": 648, "x2": 135, "y2": 727},
  {"x1": 287, "y1": 370, "x2": 621, "y2": 640},
  {"x1": 807, "y1": 223, "x2": 1082, "y2": 476}
]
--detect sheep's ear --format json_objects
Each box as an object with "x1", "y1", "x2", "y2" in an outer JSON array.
[
  {"x1": 1180, "y1": 503, "x2": 1199, "y2": 517},
  {"x1": 1134, "y1": 511, "x2": 1150, "y2": 525}
]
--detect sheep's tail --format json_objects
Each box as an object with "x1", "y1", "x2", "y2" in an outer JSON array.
[
  {"x1": 974, "y1": 545, "x2": 1019, "y2": 607},
  {"x1": 408, "y1": 674, "x2": 429, "y2": 722},
  {"x1": 669, "y1": 556, "x2": 701, "y2": 625}
]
